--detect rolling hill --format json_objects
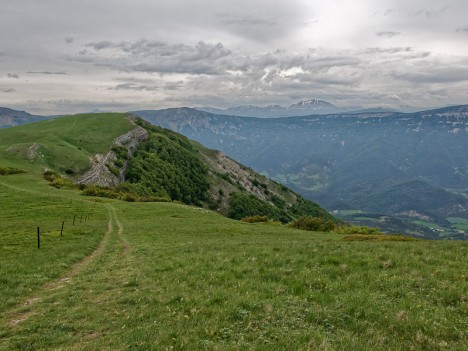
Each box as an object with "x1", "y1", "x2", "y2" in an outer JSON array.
[
  {"x1": 0, "y1": 112, "x2": 334, "y2": 224},
  {"x1": 134, "y1": 105, "x2": 468, "y2": 239}
]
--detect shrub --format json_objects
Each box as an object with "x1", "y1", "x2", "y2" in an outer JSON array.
[
  {"x1": 288, "y1": 216, "x2": 336, "y2": 232},
  {"x1": 106, "y1": 164, "x2": 120, "y2": 176},
  {"x1": 42, "y1": 170, "x2": 75, "y2": 189},
  {"x1": 334, "y1": 225, "x2": 382, "y2": 235},
  {"x1": 114, "y1": 159, "x2": 124, "y2": 168},
  {"x1": 241, "y1": 215, "x2": 268, "y2": 223},
  {"x1": 0, "y1": 166, "x2": 25, "y2": 175},
  {"x1": 82, "y1": 186, "x2": 122, "y2": 199}
]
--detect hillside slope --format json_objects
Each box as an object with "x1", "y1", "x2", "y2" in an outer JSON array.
[
  {"x1": 133, "y1": 105, "x2": 468, "y2": 239},
  {"x1": 0, "y1": 112, "x2": 135, "y2": 175},
  {"x1": 0, "y1": 113, "x2": 335, "y2": 224}
]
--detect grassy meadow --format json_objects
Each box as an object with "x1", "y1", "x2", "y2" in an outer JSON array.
[
  {"x1": 0, "y1": 173, "x2": 466, "y2": 350},
  {"x1": 0, "y1": 113, "x2": 133, "y2": 174}
]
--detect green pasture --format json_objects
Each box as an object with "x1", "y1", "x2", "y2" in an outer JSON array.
[{"x1": 0, "y1": 173, "x2": 466, "y2": 350}]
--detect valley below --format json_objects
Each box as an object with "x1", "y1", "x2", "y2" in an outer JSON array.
[{"x1": 135, "y1": 105, "x2": 468, "y2": 239}]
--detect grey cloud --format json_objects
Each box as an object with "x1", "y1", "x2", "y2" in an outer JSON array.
[
  {"x1": 86, "y1": 41, "x2": 116, "y2": 51},
  {"x1": 7, "y1": 73, "x2": 19, "y2": 79},
  {"x1": 217, "y1": 14, "x2": 277, "y2": 26},
  {"x1": 376, "y1": 31, "x2": 400, "y2": 38},
  {"x1": 409, "y1": 6, "x2": 450, "y2": 18},
  {"x1": 383, "y1": 9, "x2": 393, "y2": 16},
  {"x1": 27, "y1": 71, "x2": 70, "y2": 75},
  {"x1": 393, "y1": 67, "x2": 468, "y2": 84},
  {"x1": 165, "y1": 81, "x2": 185, "y2": 91},
  {"x1": 65, "y1": 37, "x2": 74, "y2": 44},
  {"x1": 456, "y1": 26, "x2": 468, "y2": 33},
  {"x1": 365, "y1": 47, "x2": 413, "y2": 54},
  {"x1": 1, "y1": 88, "x2": 15, "y2": 93},
  {"x1": 293, "y1": 73, "x2": 358, "y2": 86},
  {"x1": 406, "y1": 51, "x2": 431, "y2": 59},
  {"x1": 82, "y1": 40, "x2": 233, "y2": 75},
  {"x1": 111, "y1": 83, "x2": 160, "y2": 91}
]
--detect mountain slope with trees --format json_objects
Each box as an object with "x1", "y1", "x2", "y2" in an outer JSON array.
[{"x1": 134, "y1": 105, "x2": 468, "y2": 239}]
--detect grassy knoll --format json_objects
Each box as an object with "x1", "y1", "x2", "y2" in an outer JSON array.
[
  {"x1": 0, "y1": 113, "x2": 133, "y2": 174},
  {"x1": 0, "y1": 174, "x2": 467, "y2": 350}
]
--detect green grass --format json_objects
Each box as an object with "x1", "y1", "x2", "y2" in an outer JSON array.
[
  {"x1": 447, "y1": 217, "x2": 468, "y2": 231},
  {"x1": 0, "y1": 113, "x2": 133, "y2": 174},
  {"x1": 0, "y1": 178, "x2": 108, "y2": 314},
  {"x1": 338, "y1": 209, "x2": 364, "y2": 216},
  {"x1": 0, "y1": 173, "x2": 467, "y2": 350}
]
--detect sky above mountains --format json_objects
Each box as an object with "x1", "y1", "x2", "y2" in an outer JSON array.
[{"x1": 1, "y1": 0, "x2": 467, "y2": 115}]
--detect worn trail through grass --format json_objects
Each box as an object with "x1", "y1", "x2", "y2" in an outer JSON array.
[
  {"x1": 3, "y1": 204, "x2": 122, "y2": 329},
  {"x1": 0, "y1": 204, "x2": 137, "y2": 350}
]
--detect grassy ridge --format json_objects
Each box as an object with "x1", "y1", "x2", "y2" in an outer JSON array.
[
  {"x1": 0, "y1": 113, "x2": 133, "y2": 174},
  {"x1": 0, "y1": 173, "x2": 467, "y2": 350}
]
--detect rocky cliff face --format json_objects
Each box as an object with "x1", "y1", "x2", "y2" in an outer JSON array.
[{"x1": 78, "y1": 120, "x2": 148, "y2": 186}]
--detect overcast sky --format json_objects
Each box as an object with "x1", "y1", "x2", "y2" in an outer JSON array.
[{"x1": 1, "y1": 0, "x2": 468, "y2": 115}]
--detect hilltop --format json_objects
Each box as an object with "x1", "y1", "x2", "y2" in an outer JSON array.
[{"x1": 0, "y1": 112, "x2": 334, "y2": 224}]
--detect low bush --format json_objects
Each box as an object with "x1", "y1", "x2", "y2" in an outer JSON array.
[
  {"x1": 334, "y1": 225, "x2": 382, "y2": 235},
  {"x1": 82, "y1": 186, "x2": 122, "y2": 199},
  {"x1": 241, "y1": 215, "x2": 269, "y2": 223},
  {"x1": 288, "y1": 216, "x2": 336, "y2": 232},
  {"x1": 43, "y1": 170, "x2": 75, "y2": 189},
  {"x1": 0, "y1": 166, "x2": 25, "y2": 175}
]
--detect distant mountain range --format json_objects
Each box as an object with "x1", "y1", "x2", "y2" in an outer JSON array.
[
  {"x1": 199, "y1": 99, "x2": 364, "y2": 117},
  {"x1": 0, "y1": 107, "x2": 50, "y2": 128},
  {"x1": 134, "y1": 104, "x2": 468, "y2": 239}
]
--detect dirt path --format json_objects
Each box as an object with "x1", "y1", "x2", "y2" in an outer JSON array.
[
  {"x1": 5, "y1": 204, "x2": 120, "y2": 328},
  {"x1": 108, "y1": 204, "x2": 130, "y2": 253}
]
